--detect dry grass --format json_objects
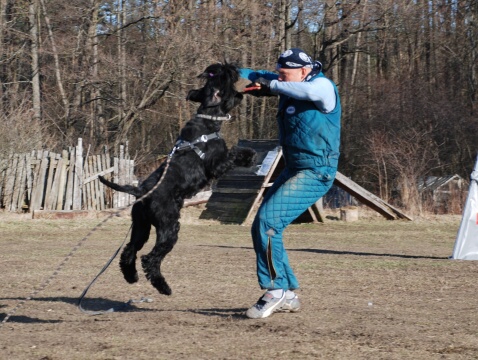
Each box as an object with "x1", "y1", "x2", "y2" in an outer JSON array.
[{"x1": 1, "y1": 208, "x2": 476, "y2": 359}]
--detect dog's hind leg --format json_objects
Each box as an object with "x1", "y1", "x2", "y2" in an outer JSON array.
[
  {"x1": 120, "y1": 202, "x2": 151, "y2": 284},
  {"x1": 141, "y1": 220, "x2": 180, "y2": 295}
]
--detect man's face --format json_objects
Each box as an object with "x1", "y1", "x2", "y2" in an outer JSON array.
[{"x1": 277, "y1": 67, "x2": 308, "y2": 82}]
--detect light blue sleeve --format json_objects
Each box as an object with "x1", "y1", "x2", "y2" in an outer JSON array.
[
  {"x1": 238, "y1": 68, "x2": 279, "y2": 82},
  {"x1": 270, "y1": 77, "x2": 337, "y2": 113}
]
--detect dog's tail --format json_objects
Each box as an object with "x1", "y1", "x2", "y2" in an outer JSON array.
[{"x1": 98, "y1": 175, "x2": 144, "y2": 198}]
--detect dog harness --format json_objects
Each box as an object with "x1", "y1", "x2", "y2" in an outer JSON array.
[
  {"x1": 173, "y1": 132, "x2": 222, "y2": 160},
  {"x1": 171, "y1": 113, "x2": 231, "y2": 159}
]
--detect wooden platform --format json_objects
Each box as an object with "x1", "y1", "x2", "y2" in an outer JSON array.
[
  {"x1": 200, "y1": 140, "x2": 326, "y2": 224},
  {"x1": 200, "y1": 140, "x2": 411, "y2": 224}
]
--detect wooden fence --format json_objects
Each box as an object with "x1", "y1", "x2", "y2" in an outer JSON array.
[{"x1": 0, "y1": 138, "x2": 135, "y2": 212}]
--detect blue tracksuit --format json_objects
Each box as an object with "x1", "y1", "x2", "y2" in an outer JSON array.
[{"x1": 240, "y1": 68, "x2": 341, "y2": 290}]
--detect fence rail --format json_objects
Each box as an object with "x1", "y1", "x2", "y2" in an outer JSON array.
[{"x1": 0, "y1": 138, "x2": 135, "y2": 212}]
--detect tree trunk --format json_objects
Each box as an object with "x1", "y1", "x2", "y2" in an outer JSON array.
[
  {"x1": 29, "y1": 0, "x2": 41, "y2": 122},
  {"x1": 39, "y1": 0, "x2": 69, "y2": 122}
]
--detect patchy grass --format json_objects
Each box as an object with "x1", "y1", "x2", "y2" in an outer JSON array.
[{"x1": 1, "y1": 210, "x2": 476, "y2": 359}]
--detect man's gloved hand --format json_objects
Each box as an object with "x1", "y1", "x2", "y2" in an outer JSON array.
[
  {"x1": 243, "y1": 77, "x2": 275, "y2": 97},
  {"x1": 255, "y1": 77, "x2": 272, "y2": 92}
]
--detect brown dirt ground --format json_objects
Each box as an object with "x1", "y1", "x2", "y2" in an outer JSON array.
[{"x1": 1, "y1": 206, "x2": 477, "y2": 360}]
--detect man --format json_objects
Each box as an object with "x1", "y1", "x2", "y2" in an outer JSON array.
[{"x1": 239, "y1": 48, "x2": 341, "y2": 319}]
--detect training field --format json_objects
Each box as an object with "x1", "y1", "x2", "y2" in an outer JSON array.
[{"x1": 1, "y1": 208, "x2": 477, "y2": 359}]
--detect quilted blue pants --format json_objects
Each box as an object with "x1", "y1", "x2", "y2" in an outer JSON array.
[{"x1": 251, "y1": 166, "x2": 335, "y2": 290}]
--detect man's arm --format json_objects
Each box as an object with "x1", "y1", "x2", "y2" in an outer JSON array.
[
  {"x1": 270, "y1": 77, "x2": 336, "y2": 113},
  {"x1": 238, "y1": 68, "x2": 278, "y2": 83}
]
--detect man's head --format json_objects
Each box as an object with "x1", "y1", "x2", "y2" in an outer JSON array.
[{"x1": 276, "y1": 48, "x2": 320, "y2": 82}]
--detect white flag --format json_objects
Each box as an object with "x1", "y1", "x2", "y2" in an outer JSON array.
[{"x1": 451, "y1": 156, "x2": 478, "y2": 260}]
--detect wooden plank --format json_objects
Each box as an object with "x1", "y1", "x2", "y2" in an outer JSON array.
[
  {"x1": 104, "y1": 148, "x2": 112, "y2": 208},
  {"x1": 83, "y1": 155, "x2": 92, "y2": 210},
  {"x1": 73, "y1": 138, "x2": 83, "y2": 210},
  {"x1": 14, "y1": 154, "x2": 27, "y2": 211},
  {"x1": 30, "y1": 151, "x2": 41, "y2": 210},
  {"x1": 43, "y1": 153, "x2": 58, "y2": 210},
  {"x1": 83, "y1": 166, "x2": 114, "y2": 184},
  {"x1": 310, "y1": 198, "x2": 326, "y2": 223},
  {"x1": 31, "y1": 150, "x2": 49, "y2": 210},
  {"x1": 118, "y1": 145, "x2": 125, "y2": 207},
  {"x1": 243, "y1": 147, "x2": 284, "y2": 225},
  {"x1": 90, "y1": 155, "x2": 98, "y2": 210},
  {"x1": 11, "y1": 154, "x2": 21, "y2": 211},
  {"x1": 64, "y1": 147, "x2": 75, "y2": 210},
  {"x1": 215, "y1": 179, "x2": 265, "y2": 188},
  {"x1": 213, "y1": 188, "x2": 261, "y2": 194},
  {"x1": 129, "y1": 159, "x2": 135, "y2": 205},
  {"x1": 95, "y1": 155, "x2": 105, "y2": 210},
  {"x1": 56, "y1": 150, "x2": 69, "y2": 210},
  {"x1": 333, "y1": 172, "x2": 412, "y2": 220},
  {"x1": 113, "y1": 156, "x2": 119, "y2": 208},
  {"x1": 5, "y1": 154, "x2": 18, "y2": 211},
  {"x1": 47, "y1": 153, "x2": 62, "y2": 210},
  {"x1": 25, "y1": 152, "x2": 34, "y2": 210}
]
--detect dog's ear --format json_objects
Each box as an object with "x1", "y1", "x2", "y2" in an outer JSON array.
[
  {"x1": 186, "y1": 88, "x2": 202, "y2": 103},
  {"x1": 198, "y1": 63, "x2": 223, "y2": 79},
  {"x1": 233, "y1": 92, "x2": 244, "y2": 106}
]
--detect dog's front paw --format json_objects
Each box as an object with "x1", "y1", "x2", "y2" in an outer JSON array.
[{"x1": 231, "y1": 146, "x2": 257, "y2": 167}]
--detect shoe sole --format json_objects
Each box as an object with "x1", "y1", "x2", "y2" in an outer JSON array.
[
  {"x1": 277, "y1": 306, "x2": 300, "y2": 313},
  {"x1": 246, "y1": 296, "x2": 286, "y2": 319}
]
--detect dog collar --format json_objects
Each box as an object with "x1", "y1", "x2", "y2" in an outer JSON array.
[
  {"x1": 173, "y1": 132, "x2": 222, "y2": 159},
  {"x1": 196, "y1": 114, "x2": 231, "y2": 121}
]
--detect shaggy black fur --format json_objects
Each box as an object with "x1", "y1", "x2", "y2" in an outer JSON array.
[{"x1": 99, "y1": 63, "x2": 256, "y2": 295}]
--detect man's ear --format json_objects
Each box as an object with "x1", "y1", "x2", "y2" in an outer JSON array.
[{"x1": 301, "y1": 67, "x2": 312, "y2": 80}]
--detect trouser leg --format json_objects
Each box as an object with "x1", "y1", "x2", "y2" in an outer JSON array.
[{"x1": 251, "y1": 167, "x2": 335, "y2": 290}]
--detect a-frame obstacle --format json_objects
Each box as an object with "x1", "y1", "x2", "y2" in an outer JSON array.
[{"x1": 200, "y1": 140, "x2": 412, "y2": 224}]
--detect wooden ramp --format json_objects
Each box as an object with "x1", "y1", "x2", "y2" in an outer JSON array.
[
  {"x1": 200, "y1": 140, "x2": 411, "y2": 224},
  {"x1": 333, "y1": 172, "x2": 412, "y2": 220}
]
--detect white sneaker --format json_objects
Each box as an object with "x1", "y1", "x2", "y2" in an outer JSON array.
[
  {"x1": 246, "y1": 291, "x2": 286, "y2": 319},
  {"x1": 278, "y1": 295, "x2": 301, "y2": 312}
]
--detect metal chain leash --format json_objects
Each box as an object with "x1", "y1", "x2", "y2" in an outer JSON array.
[{"x1": 1, "y1": 150, "x2": 176, "y2": 327}]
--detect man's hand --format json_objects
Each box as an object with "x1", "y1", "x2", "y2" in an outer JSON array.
[
  {"x1": 255, "y1": 77, "x2": 272, "y2": 92},
  {"x1": 243, "y1": 77, "x2": 275, "y2": 97}
]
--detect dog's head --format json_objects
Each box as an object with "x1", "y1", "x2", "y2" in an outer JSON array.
[{"x1": 187, "y1": 62, "x2": 244, "y2": 114}]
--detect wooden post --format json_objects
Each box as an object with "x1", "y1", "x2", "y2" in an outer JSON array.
[
  {"x1": 43, "y1": 152, "x2": 57, "y2": 209},
  {"x1": 25, "y1": 152, "x2": 34, "y2": 210},
  {"x1": 31, "y1": 150, "x2": 49, "y2": 210},
  {"x1": 15, "y1": 154, "x2": 28, "y2": 211},
  {"x1": 95, "y1": 154, "x2": 104, "y2": 210},
  {"x1": 64, "y1": 147, "x2": 75, "y2": 210},
  {"x1": 56, "y1": 150, "x2": 69, "y2": 210},
  {"x1": 82, "y1": 153, "x2": 91, "y2": 210},
  {"x1": 73, "y1": 138, "x2": 83, "y2": 210},
  {"x1": 113, "y1": 156, "x2": 119, "y2": 208},
  {"x1": 4, "y1": 153, "x2": 16, "y2": 211}
]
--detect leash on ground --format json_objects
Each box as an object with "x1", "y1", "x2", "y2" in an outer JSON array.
[{"x1": 1, "y1": 150, "x2": 176, "y2": 327}]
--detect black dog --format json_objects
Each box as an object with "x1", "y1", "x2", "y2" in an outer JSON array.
[{"x1": 99, "y1": 63, "x2": 256, "y2": 295}]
